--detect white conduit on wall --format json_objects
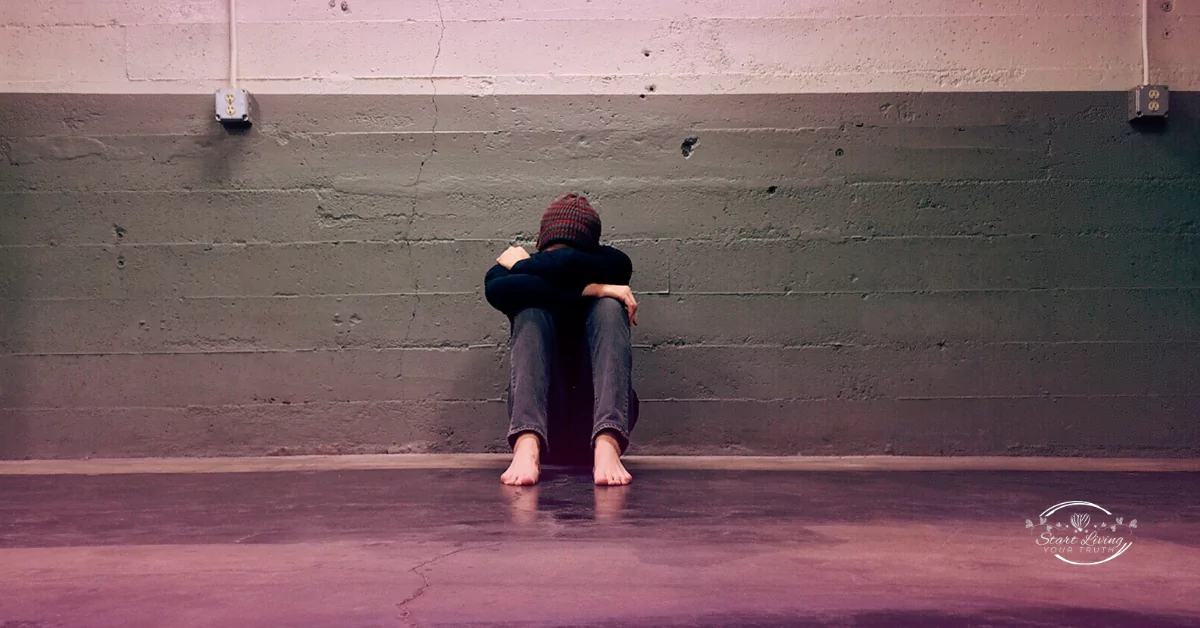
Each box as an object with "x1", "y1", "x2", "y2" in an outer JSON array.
[
  {"x1": 230, "y1": 0, "x2": 238, "y2": 88},
  {"x1": 1142, "y1": 0, "x2": 1152, "y2": 84}
]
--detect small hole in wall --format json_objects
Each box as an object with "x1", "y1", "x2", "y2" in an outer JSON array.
[
  {"x1": 643, "y1": 49, "x2": 651, "y2": 57},
  {"x1": 767, "y1": 186, "x2": 778, "y2": 194},
  {"x1": 835, "y1": 148, "x2": 845, "y2": 157},
  {"x1": 116, "y1": 255, "x2": 126, "y2": 269},
  {"x1": 681, "y1": 136, "x2": 699, "y2": 158},
  {"x1": 645, "y1": 84, "x2": 657, "y2": 93},
  {"x1": 639, "y1": 94, "x2": 646, "y2": 99}
]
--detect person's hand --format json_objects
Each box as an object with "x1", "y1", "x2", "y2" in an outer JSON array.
[
  {"x1": 598, "y1": 284, "x2": 638, "y2": 326},
  {"x1": 497, "y1": 245, "x2": 531, "y2": 269}
]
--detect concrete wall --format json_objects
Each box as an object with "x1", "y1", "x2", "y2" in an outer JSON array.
[
  {"x1": 3, "y1": 0, "x2": 1199, "y2": 93},
  {"x1": 1, "y1": 1, "x2": 1198, "y2": 459}
]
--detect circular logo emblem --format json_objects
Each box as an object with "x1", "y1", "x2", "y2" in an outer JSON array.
[{"x1": 1026, "y1": 501, "x2": 1137, "y2": 565}]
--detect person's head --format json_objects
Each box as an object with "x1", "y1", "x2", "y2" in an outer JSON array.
[{"x1": 536, "y1": 193, "x2": 601, "y2": 252}]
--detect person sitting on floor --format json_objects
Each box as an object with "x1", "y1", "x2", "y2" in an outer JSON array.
[{"x1": 484, "y1": 193, "x2": 639, "y2": 486}]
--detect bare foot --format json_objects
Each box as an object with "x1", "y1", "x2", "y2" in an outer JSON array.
[
  {"x1": 593, "y1": 431, "x2": 633, "y2": 486},
  {"x1": 501, "y1": 432, "x2": 541, "y2": 486}
]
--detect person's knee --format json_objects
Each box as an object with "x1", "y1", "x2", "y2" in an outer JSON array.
[
  {"x1": 590, "y1": 297, "x2": 627, "y2": 325},
  {"x1": 513, "y1": 307, "x2": 555, "y2": 332}
]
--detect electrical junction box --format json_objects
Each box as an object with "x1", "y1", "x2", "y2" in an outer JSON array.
[
  {"x1": 1129, "y1": 85, "x2": 1169, "y2": 121},
  {"x1": 216, "y1": 88, "x2": 252, "y2": 127}
]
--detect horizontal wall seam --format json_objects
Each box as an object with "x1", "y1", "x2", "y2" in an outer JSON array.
[
  {"x1": 0, "y1": 131, "x2": 1189, "y2": 141},
  {"x1": 657, "y1": 287, "x2": 1200, "y2": 295},
  {"x1": 5, "y1": 394, "x2": 1200, "y2": 412},
  {"x1": 6, "y1": 339, "x2": 1199, "y2": 357},
  {"x1": 4, "y1": 233, "x2": 1199, "y2": 248},
  {"x1": 4, "y1": 178, "x2": 1200, "y2": 194},
  {"x1": 4, "y1": 287, "x2": 1199, "y2": 303},
  {"x1": 5, "y1": 178, "x2": 1200, "y2": 189},
  {"x1": 0, "y1": 15, "x2": 1149, "y2": 29}
]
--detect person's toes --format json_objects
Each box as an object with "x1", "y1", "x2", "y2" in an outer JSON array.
[
  {"x1": 503, "y1": 468, "x2": 530, "y2": 485},
  {"x1": 614, "y1": 469, "x2": 630, "y2": 485}
]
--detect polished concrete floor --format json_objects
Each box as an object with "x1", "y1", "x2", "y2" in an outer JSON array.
[{"x1": 1, "y1": 457, "x2": 1199, "y2": 627}]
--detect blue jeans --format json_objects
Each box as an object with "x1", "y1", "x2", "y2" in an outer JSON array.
[{"x1": 506, "y1": 297, "x2": 639, "y2": 458}]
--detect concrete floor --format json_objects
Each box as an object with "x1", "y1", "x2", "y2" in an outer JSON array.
[{"x1": 1, "y1": 457, "x2": 1198, "y2": 627}]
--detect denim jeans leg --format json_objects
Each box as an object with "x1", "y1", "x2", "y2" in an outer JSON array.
[
  {"x1": 506, "y1": 307, "x2": 558, "y2": 456},
  {"x1": 585, "y1": 297, "x2": 635, "y2": 455}
]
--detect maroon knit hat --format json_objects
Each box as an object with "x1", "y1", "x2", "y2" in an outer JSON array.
[{"x1": 536, "y1": 193, "x2": 601, "y2": 251}]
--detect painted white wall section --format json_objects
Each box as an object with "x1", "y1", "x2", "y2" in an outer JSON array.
[{"x1": 1, "y1": 1, "x2": 1197, "y2": 94}]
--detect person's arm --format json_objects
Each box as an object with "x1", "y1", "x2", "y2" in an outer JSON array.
[
  {"x1": 586, "y1": 245, "x2": 633, "y2": 285},
  {"x1": 506, "y1": 249, "x2": 574, "y2": 285},
  {"x1": 509, "y1": 245, "x2": 633, "y2": 287},
  {"x1": 484, "y1": 263, "x2": 590, "y2": 318}
]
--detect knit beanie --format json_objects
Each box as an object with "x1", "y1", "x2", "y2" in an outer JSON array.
[{"x1": 536, "y1": 193, "x2": 602, "y2": 251}]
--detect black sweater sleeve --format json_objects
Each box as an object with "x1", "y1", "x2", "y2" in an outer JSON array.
[
  {"x1": 484, "y1": 264, "x2": 589, "y2": 318},
  {"x1": 483, "y1": 245, "x2": 635, "y2": 317},
  {"x1": 509, "y1": 245, "x2": 633, "y2": 286}
]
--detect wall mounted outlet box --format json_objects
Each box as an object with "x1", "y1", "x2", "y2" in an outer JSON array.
[
  {"x1": 1129, "y1": 85, "x2": 1169, "y2": 121},
  {"x1": 216, "y1": 88, "x2": 252, "y2": 127}
]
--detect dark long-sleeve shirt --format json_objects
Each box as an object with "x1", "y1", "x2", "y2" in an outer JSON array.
[{"x1": 484, "y1": 245, "x2": 633, "y2": 318}]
